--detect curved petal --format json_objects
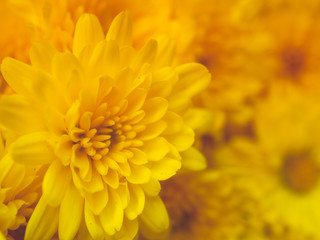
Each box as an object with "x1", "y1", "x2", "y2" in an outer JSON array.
[
  {"x1": 124, "y1": 184, "x2": 145, "y2": 220},
  {"x1": 173, "y1": 63, "x2": 211, "y2": 98},
  {"x1": 84, "y1": 188, "x2": 109, "y2": 215},
  {"x1": 127, "y1": 164, "x2": 151, "y2": 184},
  {"x1": 84, "y1": 202, "x2": 104, "y2": 239},
  {"x1": 106, "y1": 11, "x2": 132, "y2": 48},
  {"x1": 166, "y1": 126, "x2": 195, "y2": 152},
  {"x1": 43, "y1": 161, "x2": 71, "y2": 207},
  {"x1": 10, "y1": 132, "x2": 56, "y2": 165},
  {"x1": 141, "y1": 137, "x2": 170, "y2": 162},
  {"x1": 59, "y1": 184, "x2": 84, "y2": 240},
  {"x1": 149, "y1": 157, "x2": 181, "y2": 181},
  {"x1": 73, "y1": 14, "x2": 104, "y2": 57},
  {"x1": 139, "y1": 196, "x2": 169, "y2": 239},
  {"x1": 114, "y1": 218, "x2": 138, "y2": 240},
  {"x1": 99, "y1": 189, "x2": 124, "y2": 235},
  {"x1": 180, "y1": 147, "x2": 207, "y2": 171},
  {"x1": 141, "y1": 97, "x2": 168, "y2": 124},
  {"x1": 25, "y1": 197, "x2": 59, "y2": 240}
]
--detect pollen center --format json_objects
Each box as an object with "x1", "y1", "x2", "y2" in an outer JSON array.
[
  {"x1": 68, "y1": 101, "x2": 145, "y2": 168},
  {"x1": 281, "y1": 153, "x2": 319, "y2": 194}
]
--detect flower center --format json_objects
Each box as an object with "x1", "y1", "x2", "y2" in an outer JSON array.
[
  {"x1": 280, "y1": 46, "x2": 306, "y2": 79},
  {"x1": 68, "y1": 100, "x2": 145, "y2": 172},
  {"x1": 281, "y1": 153, "x2": 319, "y2": 194}
]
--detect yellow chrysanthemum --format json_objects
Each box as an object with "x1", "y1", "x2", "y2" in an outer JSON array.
[
  {"x1": 248, "y1": 0, "x2": 320, "y2": 94},
  {"x1": 0, "y1": 128, "x2": 44, "y2": 239},
  {"x1": 0, "y1": 11, "x2": 210, "y2": 239},
  {"x1": 214, "y1": 86, "x2": 320, "y2": 238}
]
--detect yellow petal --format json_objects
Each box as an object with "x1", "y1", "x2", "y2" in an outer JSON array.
[
  {"x1": 180, "y1": 147, "x2": 207, "y2": 171},
  {"x1": 25, "y1": 197, "x2": 59, "y2": 240},
  {"x1": 99, "y1": 189, "x2": 124, "y2": 235},
  {"x1": 1, "y1": 57, "x2": 40, "y2": 95},
  {"x1": 162, "y1": 111, "x2": 183, "y2": 135},
  {"x1": 114, "y1": 67, "x2": 134, "y2": 97},
  {"x1": 89, "y1": 40, "x2": 120, "y2": 78},
  {"x1": 106, "y1": 11, "x2": 132, "y2": 48},
  {"x1": 84, "y1": 202, "x2": 104, "y2": 239},
  {"x1": 1, "y1": 158, "x2": 25, "y2": 190},
  {"x1": 117, "y1": 182, "x2": 130, "y2": 209},
  {"x1": 154, "y1": 36, "x2": 175, "y2": 68},
  {"x1": 73, "y1": 14, "x2": 104, "y2": 57},
  {"x1": 103, "y1": 169, "x2": 119, "y2": 189},
  {"x1": 80, "y1": 169, "x2": 104, "y2": 193},
  {"x1": 124, "y1": 184, "x2": 145, "y2": 220},
  {"x1": 138, "y1": 120, "x2": 167, "y2": 140},
  {"x1": 0, "y1": 95, "x2": 45, "y2": 134},
  {"x1": 65, "y1": 100, "x2": 80, "y2": 131},
  {"x1": 52, "y1": 52, "x2": 83, "y2": 90},
  {"x1": 2, "y1": 57, "x2": 66, "y2": 113},
  {"x1": 118, "y1": 161, "x2": 131, "y2": 177},
  {"x1": 114, "y1": 218, "x2": 138, "y2": 240},
  {"x1": 166, "y1": 126, "x2": 194, "y2": 151},
  {"x1": 141, "y1": 97, "x2": 168, "y2": 124},
  {"x1": 85, "y1": 188, "x2": 109, "y2": 215},
  {"x1": 125, "y1": 88, "x2": 148, "y2": 114},
  {"x1": 132, "y1": 39, "x2": 157, "y2": 70},
  {"x1": 148, "y1": 79, "x2": 173, "y2": 99},
  {"x1": 30, "y1": 41, "x2": 57, "y2": 73},
  {"x1": 149, "y1": 157, "x2": 181, "y2": 181},
  {"x1": 10, "y1": 132, "x2": 56, "y2": 165},
  {"x1": 59, "y1": 184, "x2": 84, "y2": 240},
  {"x1": 139, "y1": 196, "x2": 169, "y2": 238},
  {"x1": 141, "y1": 137, "x2": 170, "y2": 161},
  {"x1": 141, "y1": 176, "x2": 161, "y2": 197},
  {"x1": 0, "y1": 154, "x2": 13, "y2": 184},
  {"x1": 43, "y1": 161, "x2": 71, "y2": 207},
  {"x1": 174, "y1": 63, "x2": 211, "y2": 97},
  {"x1": 129, "y1": 148, "x2": 148, "y2": 165},
  {"x1": 127, "y1": 164, "x2": 151, "y2": 184}
]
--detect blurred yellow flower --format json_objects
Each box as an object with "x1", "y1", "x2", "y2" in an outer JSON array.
[
  {"x1": 0, "y1": 11, "x2": 210, "y2": 239},
  {"x1": 249, "y1": 1, "x2": 320, "y2": 94},
  {"x1": 0, "y1": 128, "x2": 44, "y2": 239},
  {"x1": 214, "y1": 86, "x2": 320, "y2": 238},
  {"x1": 160, "y1": 170, "x2": 263, "y2": 240}
]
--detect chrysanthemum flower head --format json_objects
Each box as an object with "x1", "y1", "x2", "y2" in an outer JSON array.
[
  {"x1": 214, "y1": 86, "x2": 320, "y2": 238},
  {"x1": 0, "y1": 11, "x2": 210, "y2": 239},
  {"x1": 250, "y1": 0, "x2": 320, "y2": 94}
]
